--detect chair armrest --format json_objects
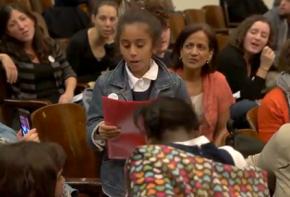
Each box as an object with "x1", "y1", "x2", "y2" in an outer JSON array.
[
  {"x1": 3, "y1": 99, "x2": 51, "y2": 110},
  {"x1": 235, "y1": 129, "x2": 260, "y2": 139}
]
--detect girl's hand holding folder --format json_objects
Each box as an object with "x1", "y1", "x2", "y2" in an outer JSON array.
[{"x1": 98, "y1": 121, "x2": 121, "y2": 139}]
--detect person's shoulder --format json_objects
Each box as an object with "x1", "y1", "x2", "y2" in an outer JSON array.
[
  {"x1": 220, "y1": 45, "x2": 241, "y2": 57},
  {"x1": 262, "y1": 87, "x2": 286, "y2": 104},
  {"x1": 96, "y1": 69, "x2": 113, "y2": 83},
  {"x1": 217, "y1": 45, "x2": 243, "y2": 62},
  {"x1": 264, "y1": 7, "x2": 279, "y2": 18},
  {"x1": 264, "y1": 87, "x2": 284, "y2": 99},
  {"x1": 209, "y1": 71, "x2": 227, "y2": 80},
  {"x1": 164, "y1": 67, "x2": 184, "y2": 85},
  {"x1": 208, "y1": 71, "x2": 231, "y2": 87},
  {"x1": 70, "y1": 29, "x2": 89, "y2": 44},
  {"x1": 218, "y1": 145, "x2": 247, "y2": 168},
  {"x1": 96, "y1": 62, "x2": 123, "y2": 84}
]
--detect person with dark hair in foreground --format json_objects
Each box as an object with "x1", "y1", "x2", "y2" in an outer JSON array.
[
  {"x1": 127, "y1": 97, "x2": 269, "y2": 196},
  {"x1": 134, "y1": 97, "x2": 247, "y2": 166},
  {"x1": 0, "y1": 141, "x2": 67, "y2": 197}
]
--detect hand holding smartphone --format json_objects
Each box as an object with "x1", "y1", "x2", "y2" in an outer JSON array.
[{"x1": 18, "y1": 108, "x2": 31, "y2": 136}]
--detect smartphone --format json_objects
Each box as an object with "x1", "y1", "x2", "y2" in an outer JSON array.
[{"x1": 18, "y1": 108, "x2": 31, "y2": 136}]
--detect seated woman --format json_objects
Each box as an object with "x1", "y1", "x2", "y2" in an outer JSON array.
[
  {"x1": 134, "y1": 97, "x2": 247, "y2": 167},
  {"x1": 0, "y1": 3, "x2": 76, "y2": 103},
  {"x1": 258, "y1": 39, "x2": 290, "y2": 143},
  {"x1": 172, "y1": 24, "x2": 234, "y2": 146},
  {"x1": 66, "y1": 0, "x2": 119, "y2": 83},
  {"x1": 216, "y1": 15, "x2": 275, "y2": 128},
  {"x1": 0, "y1": 141, "x2": 67, "y2": 197}
]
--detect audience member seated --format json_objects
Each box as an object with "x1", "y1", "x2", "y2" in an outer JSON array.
[
  {"x1": 216, "y1": 15, "x2": 275, "y2": 129},
  {"x1": 258, "y1": 39, "x2": 290, "y2": 143},
  {"x1": 87, "y1": 10, "x2": 189, "y2": 197},
  {"x1": 0, "y1": 141, "x2": 69, "y2": 197},
  {"x1": 0, "y1": 122, "x2": 77, "y2": 197},
  {"x1": 142, "y1": 0, "x2": 174, "y2": 67},
  {"x1": 127, "y1": 97, "x2": 269, "y2": 196},
  {"x1": 172, "y1": 24, "x2": 234, "y2": 146},
  {"x1": 127, "y1": 144, "x2": 269, "y2": 196},
  {"x1": 134, "y1": 97, "x2": 247, "y2": 167},
  {"x1": 127, "y1": 98, "x2": 268, "y2": 196},
  {"x1": 264, "y1": 0, "x2": 290, "y2": 63},
  {"x1": 66, "y1": 0, "x2": 119, "y2": 83},
  {"x1": 43, "y1": 3, "x2": 90, "y2": 38},
  {"x1": 0, "y1": 3, "x2": 77, "y2": 104},
  {"x1": 247, "y1": 123, "x2": 290, "y2": 196}
]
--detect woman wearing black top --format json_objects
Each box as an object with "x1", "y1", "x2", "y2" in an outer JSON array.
[
  {"x1": 216, "y1": 15, "x2": 275, "y2": 128},
  {"x1": 66, "y1": 0, "x2": 119, "y2": 83}
]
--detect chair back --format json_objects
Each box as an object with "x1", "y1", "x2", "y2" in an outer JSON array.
[
  {"x1": 31, "y1": 103, "x2": 100, "y2": 178},
  {"x1": 168, "y1": 11, "x2": 185, "y2": 43},
  {"x1": 216, "y1": 33, "x2": 230, "y2": 51},
  {"x1": 246, "y1": 106, "x2": 259, "y2": 131},
  {"x1": 202, "y1": 5, "x2": 226, "y2": 29},
  {"x1": 183, "y1": 9, "x2": 206, "y2": 25}
]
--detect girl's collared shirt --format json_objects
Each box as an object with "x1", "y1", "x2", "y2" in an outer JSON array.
[{"x1": 125, "y1": 60, "x2": 158, "y2": 92}]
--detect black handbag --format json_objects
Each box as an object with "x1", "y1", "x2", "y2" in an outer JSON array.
[{"x1": 225, "y1": 120, "x2": 265, "y2": 157}]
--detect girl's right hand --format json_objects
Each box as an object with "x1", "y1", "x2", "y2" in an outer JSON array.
[
  {"x1": 98, "y1": 121, "x2": 121, "y2": 139},
  {"x1": 0, "y1": 53, "x2": 18, "y2": 84},
  {"x1": 17, "y1": 128, "x2": 40, "y2": 142},
  {"x1": 259, "y1": 46, "x2": 275, "y2": 71}
]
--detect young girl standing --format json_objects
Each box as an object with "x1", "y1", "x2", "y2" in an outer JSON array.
[{"x1": 87, "y1": 9, "x2": 190, "y2": 196}]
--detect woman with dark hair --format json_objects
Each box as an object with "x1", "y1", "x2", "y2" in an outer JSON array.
[
  {"x1": 66, "y1": 0, "x2": 119, "y2": 83},
  {"x1": 172, "y1": 24, "x2": 234, "y2": 146},
  {"x1": 216, "y1": 15, "x2": 275, "y2": 128},
  {"x1": 0, "y1": 3, "x2": 76, "y2": 103},
  {"x1": 0, "y1": 141, "x2": 66, "y2": 197},
  {"x1": 258, "y1": 39, "x2": 290, "y2": 142}
]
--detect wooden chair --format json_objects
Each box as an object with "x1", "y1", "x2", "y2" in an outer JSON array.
[
  {"x1": 29, "y1": 0, "x2": 53, "y2": 13},
  {"x1": 216, "y1": 33, "x2": 230, "y2": 51},
  {"x1": 183, "y1": 9, "x2": 206, "y2": 25},
  {"x1": 202, "y1": 5, "x2": 229, "y2": 34},
  {"x1": 168, "y1": 11, "x2": 186, "y2": 44},
  {"x1": 31, "y1": 103, "x2": 102, "y2": 196},
  {"x1": 246, "y1": 106, "x2": 259, "y2": 132}
]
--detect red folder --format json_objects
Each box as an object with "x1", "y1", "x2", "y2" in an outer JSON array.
[{"x1": 102, "y1": 96, "x2": 151, "y2": 159}]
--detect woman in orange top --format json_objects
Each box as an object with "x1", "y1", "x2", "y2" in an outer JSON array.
[
  {"x1": 258, "y1": 39, "x2": 290, "y2": 142},
  {"x1": 172, "y1": 24, "x2": 235, "y2": 146}
]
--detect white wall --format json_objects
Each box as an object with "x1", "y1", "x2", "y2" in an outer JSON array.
[{"x1": 172, "y1": 0, "x2": 274, "y2": 11}]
